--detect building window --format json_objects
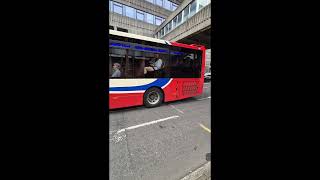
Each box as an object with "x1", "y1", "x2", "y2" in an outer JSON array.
[
  {"x1": 113, "y1": 2, "x2": 123, "y2": 15},
  {"x1": 172, "y1": 3, "x2": 178, "y2": 11},
  {"x1": 109, "y1": 1, "x2": 164, "y2": 25},
  {"x1": 168, "y1": 21, "x2": 172, "y2": 31},
  {"x1": 165, "y1": 22, "x2": 171, "y2": 34},
  {"x1": 164, "y1": 25, "x2": 168, "y2": 34},
  {"x1": 183, "y1": 5, "x2": 190, "y2": 20},
  {"x1": 161, "y1": 17, "x2": 165, "y2": 23},
  {"x1": 172, "y1": 16, "x2": 177, "y2": 28},
  {"x1": 109, "y1": 26, "x2": 114, "y2": 30},
  {"x1": 190, "y1": 1, "x2": 197, "y2": 16},
  {"x1": 163, "y1": 0, "x2": 171, "y2": 10},
  {"x1": 125, "y1": 6, "x2": 136, "y2": 18},
  {"x1": 136, "y1": 10, "x2": 145, "y2": 21},
  {"x1": 198, "y1": 0, "x2": 210, "y2": 10},
  {"x1": 177, "y1": 12, "x2": 182, "y2": 24},
  {"x1": 146, "y1": 13, "x2": 154, "y2": 24},
  {"x1": 155, "y1": 17, "x2": 162, "y2": 25},
  {"x1": 146, "y1": 0, "x2": 154, "y2": 4},
  {"x1": 161, "y1": 28, "x2": 164, "y2": 36},
  {"x1": 109, "y1": 1, "x2": 113, "y2": 12},
  {"x1": 170, "y1": 20, "x2": 174, "y2": 30},
  {"x1": 156, "y1": 0, "x2": 163, "y2": 7}
]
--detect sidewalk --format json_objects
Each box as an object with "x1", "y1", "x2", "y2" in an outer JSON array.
[{"x1": 180, "y1": 162, "x2": 211, "y2": 180}]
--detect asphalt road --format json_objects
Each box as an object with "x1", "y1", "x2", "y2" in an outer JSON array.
[{"x1": 109, "y1": 82, "x2": 211, "y2": 180}]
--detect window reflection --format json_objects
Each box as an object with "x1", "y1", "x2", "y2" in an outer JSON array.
[
  {"x1": 146, "y1": 13, "x2": 154, "y2": 24},
  {"x1": 113, "y1": 2, "x2": 123, "y2": 15},
  {"x1": 155, "y1": 17, "x2": 162, "y2": 25},
  {"x1": 156, "y1": 0, "x2": 163, "y2": 7},
  {"x1": 125, "y1": 6, "x2": 136, "y2": 18}
]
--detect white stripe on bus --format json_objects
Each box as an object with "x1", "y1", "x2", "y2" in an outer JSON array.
[
  {"x1": 109, "y1": 30, "x2": 167, "y2": 45},
  {"x1": 109, "y1": 90, "x2": 146, "y2": 94},
  {"x1": 161, "y1": 78, "x2": 173, "y2": 89},
  {"x1": 110, "y1": 79, "x2": 157, "y2": 87}
]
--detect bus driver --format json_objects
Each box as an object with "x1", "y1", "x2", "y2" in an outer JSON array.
[{"x1": 144, "y1": 53, "x2": 163, "y2": 74}]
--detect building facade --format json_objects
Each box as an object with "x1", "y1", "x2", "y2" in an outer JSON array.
[
  {"x1": 109, "y1": 0, "x2": 182, "y2": 37},
  {"x1": 108, "y1": 0, "x2": 211, "y2": 71},
  {"x1": 153, "y1": 0, "x2": 210, "y2": 39}
]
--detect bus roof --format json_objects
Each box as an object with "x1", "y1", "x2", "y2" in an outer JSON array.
[
  {"x1": 109, "y1": 30, "x2": 168, "y2": 45},
  {"x1": 109, "y1": 30, "x2": 205, "y2": 50}
]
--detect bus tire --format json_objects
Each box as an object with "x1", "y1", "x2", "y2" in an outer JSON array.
[{"x1": 143, "y1": 87, "x2": 163, "y2": 108}]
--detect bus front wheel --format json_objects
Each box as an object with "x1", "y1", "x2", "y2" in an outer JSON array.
[{"x1": 143, "y1": 87, "x2": 163, "y2": 108}]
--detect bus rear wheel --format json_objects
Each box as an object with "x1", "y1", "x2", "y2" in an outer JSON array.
[{"x1": 143, "y1": 87, "x2": 163, "y2": 108}]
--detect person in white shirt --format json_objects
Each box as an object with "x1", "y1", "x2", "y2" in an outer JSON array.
[{"x1": 144, "y1": 54, "x2": 163, "y2": 74}]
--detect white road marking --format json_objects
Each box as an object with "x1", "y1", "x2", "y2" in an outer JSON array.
[
  {"x1": 170, "y1": 105, "x2": 184, "y2": 114},
  {"x1": 197, "y1": 96, "x2": 211, "y2": 101},
  {"x1": 115, "y1": 116, "x2": 180, "y2": 134}
]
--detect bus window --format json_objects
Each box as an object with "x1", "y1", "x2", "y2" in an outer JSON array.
[
  {"x1": 127, "y1": 38, "x2": 154, "y2": 78},
  {"x1": 128, "y1": 48, "x2": 145, "y2": 78},
  {"x1": 109, "y1": 48, "x2": 125, "y2": 78},
  {"x1": 128, "y1": 38, "x2": 170, "y2": 78},
  {"x1": 152, "y1": 52, "x2": 169, "y2": 78},
  {"x1": 168, "y1": 47, "x2": 202, "y2": 78},
  {"x1": 109, "y1": 39, "x2": 134, "y2": 78},
  {"x1": 109, "y1": 54, "x2": 113, "y2": 77}
]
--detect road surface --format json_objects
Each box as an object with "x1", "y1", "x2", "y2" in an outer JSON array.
[{"x1": 109, "y1": 82, "x2": 211, "y2": 180}]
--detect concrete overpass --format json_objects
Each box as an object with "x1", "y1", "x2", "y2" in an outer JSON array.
[{"x1": 154, "y1": 0, "x2": 211, "y2": 49}]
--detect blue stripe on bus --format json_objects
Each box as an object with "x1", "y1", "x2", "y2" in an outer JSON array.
[{"x1": 109, "y1": 78, "x2": 170, "y2": 91}]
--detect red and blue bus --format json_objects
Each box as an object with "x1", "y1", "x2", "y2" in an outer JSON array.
[{"x1": 109, "y1": 30, "x2": 206, "y2": 109}]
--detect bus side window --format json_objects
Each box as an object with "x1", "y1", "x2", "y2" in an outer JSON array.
[
  {"x1": 168, "y1": 47, "x2": 202, "y2": 78},
  {"x1": 154, "y1": 53, "x2": 169, "y2": 78},
  {"x1": 109, "y1": 41, "x2": 132, "y2": 78},
  {"x1": 134, "y1": 59, "x2": 145, "y2": 78},
  {"x1": 109, "y1": 55, "x2": 113, "y2": 77},
  {"x1": 130, "y1": 39, "x2": 170, "y2": 78}
]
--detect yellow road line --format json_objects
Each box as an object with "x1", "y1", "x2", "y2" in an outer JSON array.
[{"x1": 199, "y1": 123, "x2": 211, "y2": 133}]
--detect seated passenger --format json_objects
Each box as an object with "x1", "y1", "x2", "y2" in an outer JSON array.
[
  {"x1": 144, "y1": 54, "x2": 163, "y2": 74},
  {"x1": 111, "y1": 63, "x2": 121, "y2": 78}
]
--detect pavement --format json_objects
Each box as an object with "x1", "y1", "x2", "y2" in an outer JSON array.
[
  {"x1": 109, "y1": 82, "x2": 211, "y2": 180},
  {"x1": 181, "y1": 162, "x2": 211, "y2": 180}
]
